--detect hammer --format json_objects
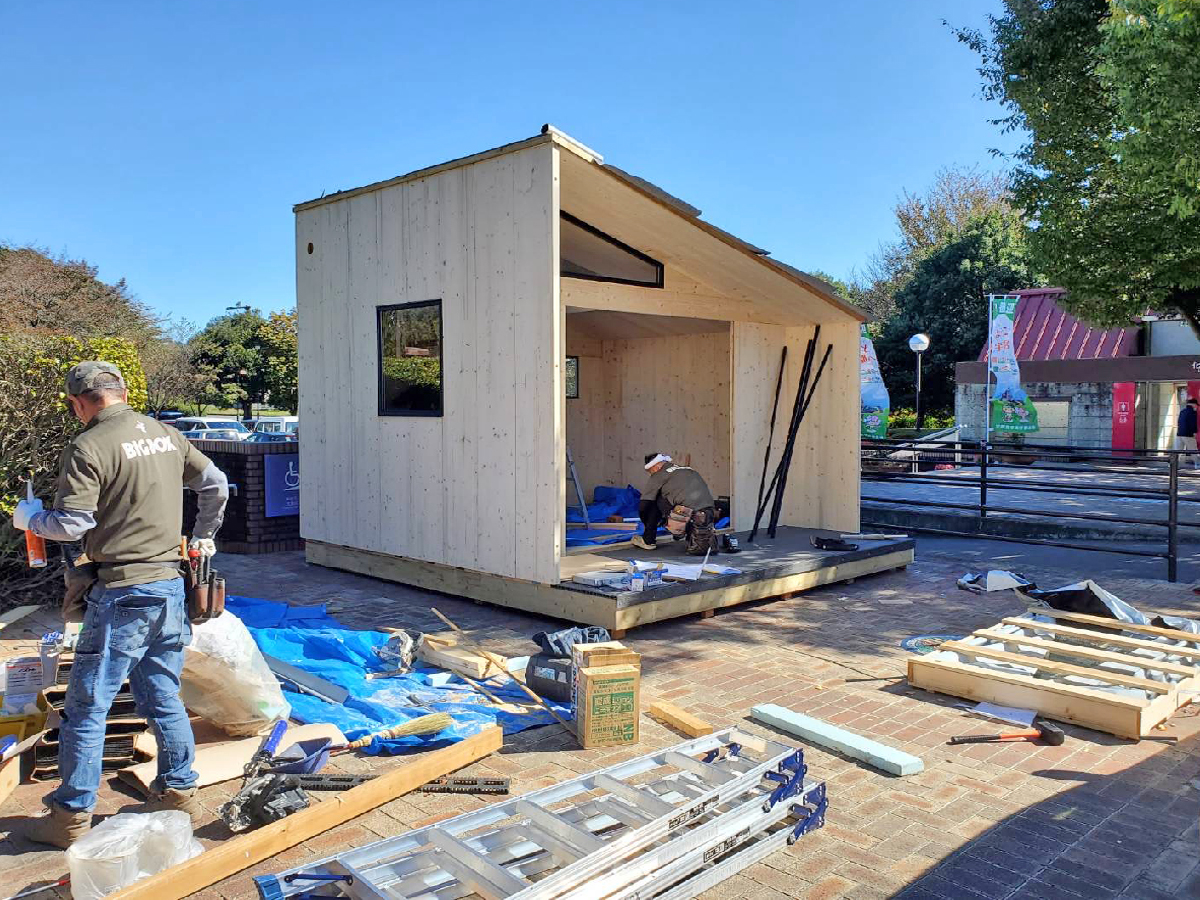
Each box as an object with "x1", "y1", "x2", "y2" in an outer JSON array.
[{"x1": 949, "y1": 720, "x2": 1066, "y2": 746}]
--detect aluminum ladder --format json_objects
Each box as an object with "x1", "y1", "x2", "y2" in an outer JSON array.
[{"x1": 255, "y1": 728, "x2": 826, "y2": 900}]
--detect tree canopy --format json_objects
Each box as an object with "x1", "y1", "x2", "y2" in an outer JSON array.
[
  {"x1": 874, "y1": 207, "x2": 1036, "y2": 414},
  {"x1": 955, "y1": 0, "x2": 1200, "y2": 330},
  {"x1": 259, "y1": 309, "x2": 299, "y2": 415},
  {"x1": 191, "y1": 309, "x2": 271, "y2": 418}
]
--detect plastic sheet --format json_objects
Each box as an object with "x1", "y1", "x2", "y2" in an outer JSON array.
[
  {"x1": 181, "y1": 611, "x2": 290, "y2": 736},
  {"x1": 566, "y1": 484, "x2": 641, "y2": 523},
  {"x1": 224, "y1": 596, "x2": 570, "y2": 753},
  {"x1": 67, "y1": 811, "x2": 201, "y2": 900}
]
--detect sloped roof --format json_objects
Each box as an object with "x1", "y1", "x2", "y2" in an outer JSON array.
[{"x1": 978, "y1": 288, "x2": 1139, "y2": 362}]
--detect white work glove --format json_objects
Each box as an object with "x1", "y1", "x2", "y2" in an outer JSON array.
[
  {"x1": 189, "y1": 537, "x2": 217, "y2": 557},
  {"x1": 12, "y1": 498, "x2": 42, "y2": 532}
]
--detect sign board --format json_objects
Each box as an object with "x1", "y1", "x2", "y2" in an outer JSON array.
[
  {"x1": 987, "y1": 295, "x2": 1039, "y2": 433},
  {"x1": 1111, "y1": 382, "x2": 1136, "y2": 453},
  {"x1": 859, "y1": 325, "x2": 890, "y2": 438},
  {"x1": 264, "y1": 453, "x2": 300, "y2": 517}
]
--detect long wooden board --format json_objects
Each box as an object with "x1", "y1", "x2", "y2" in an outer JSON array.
[
  {"x1": 1032, "y1": 608, "x2": 1200, "y2": 644},
  {"x1": 109, "y1": 725, "x2": 503, "y2": 900}
]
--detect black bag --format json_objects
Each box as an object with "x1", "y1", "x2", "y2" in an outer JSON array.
[{"x1": 183, "y1": 561, "x2": 225, "y2": 624}]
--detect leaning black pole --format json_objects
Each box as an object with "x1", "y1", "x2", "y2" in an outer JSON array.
[
  {"x1": 748, "y1": 346, "x2": 788, "y2": 544},
  {"x1": 751, "y1": 331, "x2": 817, "y2": 539},
  {"x1": 759, "y1": 329, "x2": 820, "y2": 538},
  {"x1": 768, "y1": 341, "x2": 834, "y2": 538}
]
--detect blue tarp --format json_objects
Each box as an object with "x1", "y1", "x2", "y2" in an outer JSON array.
[
  {"x1": 566, "y1": 484, "x2": 642, "y2": 524},
  {"x1": 225, "y1": 596, "x2": 570, "y2": 754}
]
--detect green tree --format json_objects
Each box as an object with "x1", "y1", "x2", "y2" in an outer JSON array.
[
  {"x1": 191, "y1": 309, "x2": 270, "y2": 419},
  {"x1": 258, "y1": 309, "x2": 299, "y2": 414},
  {"x1": 851, "y1": 168, "x2": 1014, "y2": 323},
  {"x1": 954, "y1": 0, "x2": 1200, "y2": 331},
  {"x1": 874, "y1": 208, "x2": 1036, "y2": 415}
]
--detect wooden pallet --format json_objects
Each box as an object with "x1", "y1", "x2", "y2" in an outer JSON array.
[{"x1": 907, "y1": 609, "x2": 1200, "y2": 739}]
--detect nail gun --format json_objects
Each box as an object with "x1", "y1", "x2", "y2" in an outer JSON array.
[{"x1": 219, "y1": 720, "x2": 294, "y2": 832}]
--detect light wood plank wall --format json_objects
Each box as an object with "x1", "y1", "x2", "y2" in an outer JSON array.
[
  {"x1": 730, "y1": 321, "x2": 860, "y2": 533},
  {"x1": 296, "y1": 143, "x2": 561, "y2": 583},
  {"x1": 565, "y1": 330, "x2": 731, "y2": 501}
]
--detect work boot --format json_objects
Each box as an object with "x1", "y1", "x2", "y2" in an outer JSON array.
[
  {"x1": 143, "y1": 786, "x2": 202, "y2": 820},
  {"x1": 26, "y1": 801, "x2": 92, "y2": 849},
  {"x1": 631, "y1": 535, "x2": 656, "y2": 551}
]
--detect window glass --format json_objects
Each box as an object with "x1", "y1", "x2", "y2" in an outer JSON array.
[
  {"x1": 378, "y1": 301, "x2": 443, "y2": 416},
  {"x1": 560, "y1": 212, "x2": 663, "y2": 287},
  {"x1": 566, "y1": 356, "x2": 579, "y2": 399}
]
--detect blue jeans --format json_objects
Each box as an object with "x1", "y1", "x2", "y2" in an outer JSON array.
[{"x1": 52, "y1": 577, "x2": 197, "y2": 812}]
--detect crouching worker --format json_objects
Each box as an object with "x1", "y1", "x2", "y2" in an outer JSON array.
[
  {"x1": 12, "y1": 362, "x2": 229, "y2": 848},
  {"x1": 633, "y1": 453, "x2": 717, "y2": 556}
]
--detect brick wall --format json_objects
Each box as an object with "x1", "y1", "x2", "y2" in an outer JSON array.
[{"x1": 183, "y1": 441, "x2": 302, "y2": 554}]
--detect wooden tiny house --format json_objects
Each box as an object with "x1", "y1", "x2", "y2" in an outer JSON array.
[{"x1": 296, "y1": 126, "x2": 912, "y2": 630}]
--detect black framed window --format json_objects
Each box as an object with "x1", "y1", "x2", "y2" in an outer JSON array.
[
  {"x1": 378, "y1": 300, "x2": 443, "y2": 416},
  {"x1": 566, "y1": 356, "x2": 579, "y2": 399},
  {"x1": 560, "y1": 211, "x2": 664, "y2": 288}
]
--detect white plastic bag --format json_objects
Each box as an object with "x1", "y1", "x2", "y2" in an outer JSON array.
[
  {"x1": 67, "y1": 811, "x2": 202, "y2": 900},
  {"x1": 181, "y1": 611, "x2": 290, "y2": 736}
]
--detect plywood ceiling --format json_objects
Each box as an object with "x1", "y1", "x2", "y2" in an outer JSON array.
[{"x1": 566, "y1": 308, "x2": 730, "y2": 340}]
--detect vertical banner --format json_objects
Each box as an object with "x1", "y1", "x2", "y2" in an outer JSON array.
[
  {"x1": 859, "y1": 324, "x2": 890, "y2": 438},
  {"x1": 1111, "y1": 382, "x2": 1136, "y2": 453},
  {"x1": 987, "y1": 295, "x2": 1039, "y2": 433}
]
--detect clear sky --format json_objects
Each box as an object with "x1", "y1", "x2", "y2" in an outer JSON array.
[{"x1": 0, "y1": 1, "x2": 1018, "y2": 327}]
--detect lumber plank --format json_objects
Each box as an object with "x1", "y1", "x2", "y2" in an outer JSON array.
[
  {"x1": 908, "y1": 656, "x2": 1145, "y2": 738},
  {"x1": 1032, "y1": 609, "x2": 1200, "y2": 644},
  {"x1": 1001, "y1": 618, "x2": 1200, "y2": 661},
  {"x1": 943, "y1": 642, "x2": 1172, "y2": 694},
  {"x1": 416, "y1": 635, "x2": 500, "y2": 679},
  {"x1": 973, "y1": 628, "x2": 1199, "y2": 677},
  {"x1": 0, "y1": 604, "x2": 40, "y2": 635},
  {"x1": 751, "y1": 703, "x2": 923, "y2": 776},
  {"x1": 108, "y1": 725, "x2": 504, "y2": 900},
  {"x1": 647, "y1": 701, "x2": 714, "y2": 737}
]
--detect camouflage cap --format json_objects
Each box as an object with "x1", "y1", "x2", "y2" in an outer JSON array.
[{"x1": 66, "y1": 361, "x2": 126, "y2": 396}]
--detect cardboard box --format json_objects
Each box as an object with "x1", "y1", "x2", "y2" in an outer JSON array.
[
  {"x1": 571, "y1": 641, "x2": 641, "y2": 713},
  {"x1": 576, "y1": 663, "x2": 640, "y2": 749}
]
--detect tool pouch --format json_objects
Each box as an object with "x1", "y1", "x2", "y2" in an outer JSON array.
[
  {"x1": 666, "y1": 504, "x2": 693, "y2": 536},
  {"x1": 183, "y1": 563, "x2": 226, "y2": 623}
]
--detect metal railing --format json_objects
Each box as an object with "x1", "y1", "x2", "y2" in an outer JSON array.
[{"x1": 860, "y1": 437, "x2": 1200, "y2": 582}]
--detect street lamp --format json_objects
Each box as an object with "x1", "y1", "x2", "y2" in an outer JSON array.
[
  {"x1": 909, "y1": 333, "x2": 931, "y2": 432},
  {"x1": 226, "y1": 302, "x2": 251, "y2": 315}
]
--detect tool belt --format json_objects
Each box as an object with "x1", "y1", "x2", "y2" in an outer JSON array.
[
  {"x1": 182, "y1": 560, "x2": 225, "y2": 624},
  {"x1": 665, "y1": 504, "x2": 694, "y2": 536}
]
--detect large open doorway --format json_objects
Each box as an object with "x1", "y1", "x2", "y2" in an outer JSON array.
[{"x1": 562, "y1": 308, "x2": 732, "y2": 567}]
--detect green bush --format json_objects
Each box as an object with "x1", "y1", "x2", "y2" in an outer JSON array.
[
  {"x1": 382, "y1": 356, "x2": 441, "y2": 389},
  {"x1": 888, "y1": 408, "x2": 955, "y2": 430},
  {"x1": 0, "y1": 333, "x2": 146, "y2": 605}
]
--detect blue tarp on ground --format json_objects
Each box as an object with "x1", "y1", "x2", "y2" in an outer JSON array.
[
  {"x1": 566, "y1": 484, "x2": 642, "y2": 524},
  {"x1": 225, "y1": 596, "x2": 570, "y2": 754}
]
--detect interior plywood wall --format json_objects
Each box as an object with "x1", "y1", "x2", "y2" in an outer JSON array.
[
  {"x1": 730, "y1": 321, "x2": 860, "y2": 533},
  {"x1": 566, "y1": 329, "x2": 731, "y2": 501}
]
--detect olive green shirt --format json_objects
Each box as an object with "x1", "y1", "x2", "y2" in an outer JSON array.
[
  {"x1": 54, "y1": 403, "x2": 213, "y2": 587},
  {"x1": 645, "y1": 465, "x2": 715, "y2": 511}
]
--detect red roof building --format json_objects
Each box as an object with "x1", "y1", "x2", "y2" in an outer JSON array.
[{"x1": 977, "y1": 288, "x2": 1139, "y2": 362}]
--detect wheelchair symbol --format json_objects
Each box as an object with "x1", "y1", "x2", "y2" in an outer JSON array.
[{"x1": 284, "y1": 461, "x2": 300, "y2": 490}]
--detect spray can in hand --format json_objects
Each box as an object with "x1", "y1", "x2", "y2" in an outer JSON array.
[{"x1": 24, "y1": 475, "x2": 47, "y2": 568}]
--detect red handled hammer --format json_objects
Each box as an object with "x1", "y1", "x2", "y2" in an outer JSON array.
[{"x1": 949, "y1": 720, "x2": 1066, "y2": 747}]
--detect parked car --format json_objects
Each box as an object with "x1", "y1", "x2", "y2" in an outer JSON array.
[
  {"x1": 168, "y1": 417, "x2": 252, "y2": 440},
  {"x1": 178, "y1": 428, "x2": 246, "y2": 442},
  {"x1": 254, "y1": 416, "x2": 299, "y2": 434},
  {"x1": 245, "y1": 431, "x2": 297, "y2": 443},
  {"x1": 153, "y1": 409, "x2": 186, "y2": 422}
]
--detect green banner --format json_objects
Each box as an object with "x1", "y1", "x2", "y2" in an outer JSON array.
[{"x1": 987, "y1": 295, "x2": 1039, "y2": 433}]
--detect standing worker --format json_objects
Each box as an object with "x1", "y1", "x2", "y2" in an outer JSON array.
[
  {"x1": 12, "y1": 362, "x2": 229, "y2": 848},
  {"x1": 633, "y1": 453, "x2": 718, "y2": 555},
  {"x1": 1177, "y1": 397, "x2": 1199, "y2": 469}
]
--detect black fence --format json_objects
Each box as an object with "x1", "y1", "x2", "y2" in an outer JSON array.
[{"x1": 860, "y1": 437, "x2": 1200, "y2": 582}]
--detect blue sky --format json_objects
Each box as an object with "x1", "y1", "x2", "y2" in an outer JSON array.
[{"x1": 0, "y1": 1, "x2": 1018, "y2": 327}]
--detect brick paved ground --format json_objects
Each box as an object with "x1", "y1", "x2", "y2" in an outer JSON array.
[{"x1": 2, "y1": 542, "x2": 1199, "y2": 899}]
